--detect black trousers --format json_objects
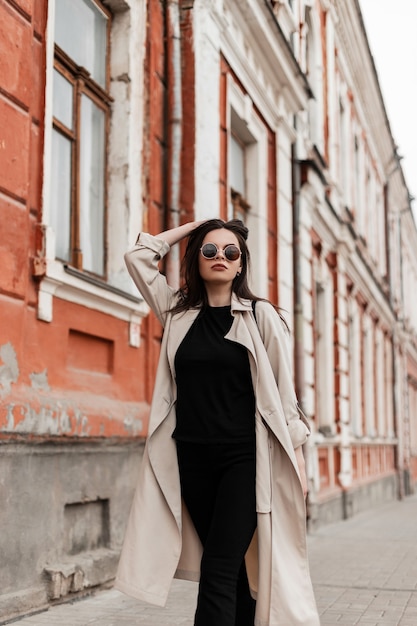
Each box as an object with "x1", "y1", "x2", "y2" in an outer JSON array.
[{"x1": 176, "y1": 441, "x2": 257, "y2": 626}]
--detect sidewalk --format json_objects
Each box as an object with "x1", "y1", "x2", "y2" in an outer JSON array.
[{"x1": 8, "y1": 494, "x2": 417, "y2": 625}]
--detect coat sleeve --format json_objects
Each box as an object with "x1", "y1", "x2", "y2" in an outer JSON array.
[
  {"x1": 124, "y1": 232, "x2": 176, "y2": 327},
  {"x1": 255, "y1": 301, "x2": 310, "y2": 449}
]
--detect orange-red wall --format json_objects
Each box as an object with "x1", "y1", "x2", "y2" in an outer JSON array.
[
  {"x1": 0, "y1": 0, "x2": 171, "y2": 441},
  {"x1": 0, "y1": 0, "x2": 46, "y2": 303}
]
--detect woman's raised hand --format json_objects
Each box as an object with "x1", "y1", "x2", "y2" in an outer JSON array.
[{"x1": 156, "y1": 220, "x2": 207, "y2": 247}]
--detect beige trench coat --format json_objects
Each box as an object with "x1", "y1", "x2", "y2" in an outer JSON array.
[{"x1": 115, "y1": 233, "x2": 320, "y2": 626}]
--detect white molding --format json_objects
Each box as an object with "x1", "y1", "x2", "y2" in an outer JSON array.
[
  {"x1": 271, "y1": 0, "x2": 297, "y2": 38},
  {"x1": 38, "y1": 259, "x2": 148, "y2": 346}
]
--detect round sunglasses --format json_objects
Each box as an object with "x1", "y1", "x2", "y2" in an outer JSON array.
[{"x1": 200, "y1": 242, "x2": 242, "y2": 261}]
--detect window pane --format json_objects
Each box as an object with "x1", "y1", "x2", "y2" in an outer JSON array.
[
  {"x1": 53, "y1": 69, "x2": 73, "y2": 129},
  {"x1": 230, "y1": 135, "x2": 246, "y2": 195},
  {"x1": 55, "y1": 0, "x2": 107, "y2": 87},
  {"x1": 80, "y1": 95, "x2": 105, "y2": 275},
  {"x1": 50, "y1": 129, "x2": 72, "y2": 262}
]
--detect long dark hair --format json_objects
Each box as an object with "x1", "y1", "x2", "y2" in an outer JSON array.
[{"x1": 169, "y1": 219, "x2": 261, "y2": 314}]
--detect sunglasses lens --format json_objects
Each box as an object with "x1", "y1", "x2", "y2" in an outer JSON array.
[
  {"x1": 201, "y1": 243, "x2": 217, "y2": 259},
  {"x1": 225, "y1": 245, "x2": 240, "y2": 261}
]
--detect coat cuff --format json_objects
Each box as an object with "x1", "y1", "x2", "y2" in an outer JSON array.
[
  {"x1": 133, "y1": 232, "x2": 171, "y2": 258},
  {"x1": 287, "y1": 420, "x2": 310, "y2": 449},
  {"x1": 287, "y1": 405, "x2": 311, "y2": 448}
]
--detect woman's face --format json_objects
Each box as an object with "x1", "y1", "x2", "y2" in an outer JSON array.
[{"x1": 198, "y1": 228, "x2": 242, "y2": 287}]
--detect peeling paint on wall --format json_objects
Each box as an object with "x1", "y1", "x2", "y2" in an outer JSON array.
[
  {"x1": 30, "y1": 369, "x2": 50, "y2": 392},
  {"x1": 1, "y1": 392, "x2": 148, "y2": 438},
  {"x1": 123, "y1": 413, "x2": 143, "y2": 433},
  {"x1": 17, "y1": 404, "x2": 73, "y2": 436},
  {"x1": 4, "y1": 403, "x2": 71, "y2": 435},
  {"x1": 0, "y1": 343, "x2": 19, "y2": 394},
  {"x1": 6, "y1": 404, "x2": 15, "y2": 430},
  {"x1": 0, "y1": 344, "x2": 147, "y2": 438}
]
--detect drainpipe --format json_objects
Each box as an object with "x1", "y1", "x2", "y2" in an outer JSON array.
[
  {"x1": 395, "y1": 206, "x2": 407, "y2": 499},
  {"x1": 384, "y1": 178, "x2": 405, "y2": 500},
  {"x1": 292, "y1": 128, "x2": 304, "y2": 405},
  {"x1": 383, "y1": 183, "x2": 391, "y2": 297},
  {"x1": 384, "y1": 182, "x2": 399, "y2": 493},
  {"x1": 293, "y1": 123, "x2": 314, "y2": 522},
  {"x1": 165, "y1": 0, "x2": 183, "y2": 288}
]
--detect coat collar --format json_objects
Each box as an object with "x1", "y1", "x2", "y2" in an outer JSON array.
[{"x1": 230, "y1": 294, "x2": 252, "y2": 314}]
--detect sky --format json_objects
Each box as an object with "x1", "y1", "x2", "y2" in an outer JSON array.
[{"x1": 359, "y1": 0, "x2": 417, "y2": 213}]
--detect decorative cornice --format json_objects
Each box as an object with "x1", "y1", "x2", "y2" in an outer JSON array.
[{"x1": 217, "y1": 0, "x2": 311, "y2": 127}]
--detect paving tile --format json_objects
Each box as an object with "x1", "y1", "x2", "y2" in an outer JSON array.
[{"x1": 7, "y1": 495, "x2": 417, "y2": 626}]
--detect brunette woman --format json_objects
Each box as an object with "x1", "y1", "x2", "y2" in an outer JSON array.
[{"x1": 116, "y1": 219, "x2": 319, "y2": 626}]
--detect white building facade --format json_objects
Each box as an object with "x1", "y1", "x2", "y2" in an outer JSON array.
[{"x1": 186, "y1": 0, "x2": 417, "y2": 524}]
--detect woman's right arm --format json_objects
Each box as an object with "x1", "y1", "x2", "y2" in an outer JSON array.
[{"x1": 124, "y1": 221, "x2": 205, "y2": 325}]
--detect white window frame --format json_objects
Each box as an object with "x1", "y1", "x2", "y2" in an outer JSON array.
[
  {"x1": 40, "y1": 0, "x2": 148, "y2": 344},
  {"x1": 227, "y1": 77, "x2": 269, "y2": 298},
  {"x1": 314, "y1": 259, "x2": 336, "y2": 434},
  {"x1": 348, "y1": 295, "x2": 363, "y2": 437},
  {"x1": 304, "y1": 6, "x2": 324, "y2": 156},
  {"x1": 375, "y1": 325, "x2": 386, "y2": 437},
  {"x1": 385, "y1": 334, "x2": 395, "y2": 438},
  {"x1": 363, "y1": 314, "x2": 376, "y2": 438}
]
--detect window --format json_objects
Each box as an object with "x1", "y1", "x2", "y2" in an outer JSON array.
[
  {"x1": 339, "y1": 97, "x2": 348, "y2": 204},
  {"x1": 50, "y1": 0, "x2": 111, "y2": 276},
  {"x1": 225, "y1": 82, "x2": 269, "y2": 298},
  {"x1": 409, "y1": 378, "x2": 417, "y2": 454},
  {"x1": 305, "y1": 8, "x2": 324, "y2": 154},
  {"x1": 363, "y1": 315, "x2": 376, "y2": 437},
  {"x1": 348, "y1": 296, "x2": 363, "y2": 437},
  {"x1": 314, "y1": 274, "x2": 335, "y2": 434},
  {"x1": 229, "y1": 133, "x2": 250, "y2": 222},
  {"x1": 354, "y1": 134, "x2": 361, "y2": 219},
  {"x1": 39, "y1": 0, "x2": 148, "y2": 328}
]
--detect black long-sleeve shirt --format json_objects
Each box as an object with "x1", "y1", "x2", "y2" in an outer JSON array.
[{"x1": 173, "y1": 305, "x2": 256, "y2": 443}]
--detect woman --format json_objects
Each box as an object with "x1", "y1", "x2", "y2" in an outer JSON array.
[{"x1": 115, "y1": 219, "x2": 320, "y2": 626}]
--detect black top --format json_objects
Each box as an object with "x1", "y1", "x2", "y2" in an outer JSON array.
[{"x1": 173, "y1": 305, "x2": 256, "y2": 443}]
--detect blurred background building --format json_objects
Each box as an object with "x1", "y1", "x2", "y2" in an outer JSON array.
[{"x1": 1, "y1": 0, "x2": 417, "y2": 620}]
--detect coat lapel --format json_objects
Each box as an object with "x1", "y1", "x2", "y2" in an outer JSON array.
[
  {"x1": 226, "y1": 296, "x2": 256, "y2": 353},
  {"x1": 166, "y1": 308, "x2": 201, "y2": 379}
]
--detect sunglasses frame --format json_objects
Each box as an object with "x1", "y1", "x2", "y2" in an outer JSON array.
[{"x1": 200, "y1": 242, "x2": 242, "y2": 262}]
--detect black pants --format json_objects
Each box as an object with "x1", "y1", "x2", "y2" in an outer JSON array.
[{"x1": 176, "y1": 441, "x2": 257, "y2": 626}]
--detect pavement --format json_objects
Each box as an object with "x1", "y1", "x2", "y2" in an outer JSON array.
[{"x1": 8, "y1": 494, "x2": 417, "y2": 625}]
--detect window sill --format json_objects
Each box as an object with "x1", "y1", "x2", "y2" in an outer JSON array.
[{"x1": 38, "y1": 259, "x2": 148, "y2": 347}]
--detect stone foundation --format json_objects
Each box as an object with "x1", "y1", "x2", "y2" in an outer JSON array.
[
  {"x1": 308, "y1": 473, "x2": 399, "y2": 531},
  {"x1": 0, "y1": 440, "x2": 143, "y2": 623}
]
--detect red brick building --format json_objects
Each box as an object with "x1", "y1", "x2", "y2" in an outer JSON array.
[{"x1": 0, "y1": 0, "x2": 164, "y2": 619}]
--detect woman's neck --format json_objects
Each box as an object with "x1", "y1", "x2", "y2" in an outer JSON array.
[{"x1": 205, "y1": 284, "x2": 233, "y2": 307}]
